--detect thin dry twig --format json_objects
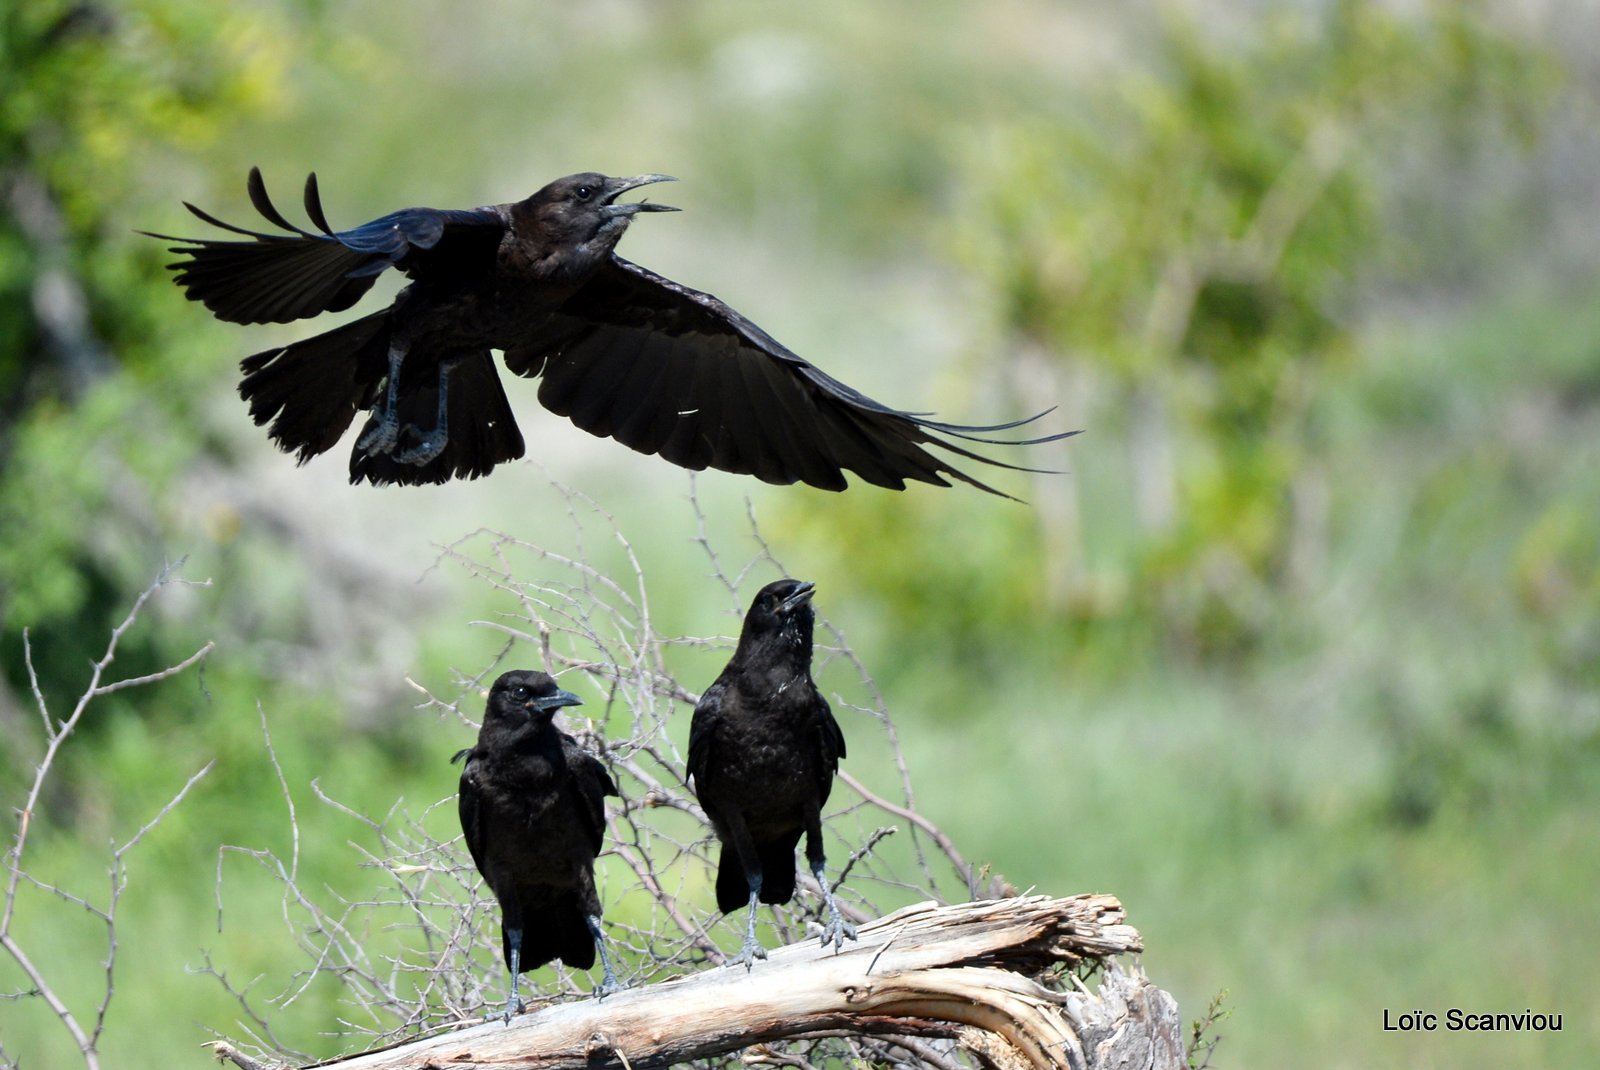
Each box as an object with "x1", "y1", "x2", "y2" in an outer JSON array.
[{"x1": 1, "y1": 563, "x2": 215, "y2": 1070}]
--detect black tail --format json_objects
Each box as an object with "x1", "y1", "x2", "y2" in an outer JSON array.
[
  {"x1": 238, "y1": 310, "x2": 391, "y2": 461},
  {"x1": 348, "y1": 351, "x2": 525, "y2": 486},
  {"x1": 714, "y1": 830, "x2": 802, "y2": 915},
  {"x1": 505, "y1": 896, "x2": 595, "y2": 973}
]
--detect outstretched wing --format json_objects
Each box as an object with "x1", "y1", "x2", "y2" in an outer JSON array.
[
  {"x1": 143, "y1": 168, "x2": 505, "y2": 325},
  {"x1": 503, "y1": 257, "x2": 1074, "y2": 498}
]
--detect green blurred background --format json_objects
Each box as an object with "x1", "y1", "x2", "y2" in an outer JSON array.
[{"x1": 3, "y1": 0, "x2": 1598, "y2": 1066}]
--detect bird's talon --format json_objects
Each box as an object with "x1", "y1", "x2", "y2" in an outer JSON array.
[
  {"x1": 356, "y1": 418, "x2": 399, "y2": 456},
  {"x1": 394, "y1": 430, "x2": 447, "y2": 465},
  {"x1": 820, "y1": 919, "x2": 859, "y2": 951},
  {"x1": 726, "y1": 944, "x2": 768, "y2": 971}
]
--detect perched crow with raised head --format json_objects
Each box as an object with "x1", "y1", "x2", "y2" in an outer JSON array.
[
  {"x1": 453, "y1": 670, "x2": 620, "y2": 1020},
  {"x1": 689, "y1": 579, "x2": 855, "y2": 967},
  {"x1": 145, "y1": 168, "x2": 1073, "y2": 493}
]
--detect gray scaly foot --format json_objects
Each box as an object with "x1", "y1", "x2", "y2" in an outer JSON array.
[
  {"x1": 727, "y1": 883, "x2": 768, "y2": 970},
  {"x1": 501, "y1": 927, "x2": 524, "y2": 1024},
  {"x1": 813, "y1": 861, "x2": 858, "y2": 951},
  {"x1": 588, "y1": 914, "x2": 626, "y2": 998}
]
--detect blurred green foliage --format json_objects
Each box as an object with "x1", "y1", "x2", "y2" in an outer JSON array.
[
  {"x1": 0, "y1": 0, "x2": 328, "y2": 718},
  {"x1": 2, "y1": 1, "x2": 1598, "y2": 1068},
  {"x1": 794, "y1": 0, "x2": 1563, "y2": 662}
]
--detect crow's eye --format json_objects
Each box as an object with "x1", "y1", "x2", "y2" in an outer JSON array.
[
  {"x1": 511, "y1": 685, "x2": 530, "y2": 700},
  {"x1": 574, "y1": 185, "x2": 594, "y2": 201}
]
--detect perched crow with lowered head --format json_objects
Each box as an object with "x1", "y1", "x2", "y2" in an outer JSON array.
[
  {"x1": 144, "y1": 168, "x2": 1073, "y2": 493},
  {"x1": 689, "y1": 579, "x2": 855, "y2": 967},
  {"x1": 453, "y1": 670, "x2": 620, "y2": 1020}
]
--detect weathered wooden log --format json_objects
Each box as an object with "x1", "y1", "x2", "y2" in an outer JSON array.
[{"x1": 208, "y1": 894, "x2": 1181, "y2": 1070}]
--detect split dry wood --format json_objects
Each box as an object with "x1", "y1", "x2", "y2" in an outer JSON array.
[{"x1": 208, "y1": 894, "x2": 1181, "y2": 1070}]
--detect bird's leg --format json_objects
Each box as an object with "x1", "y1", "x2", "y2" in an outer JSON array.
[
  {"x1": 501, "y1": 927, "x2": 525, "y2": 1024},
  {"x1": 356, "y1": 342, "x2": 407, "y2": 456},
  {"x1": 586, "y1": 914, "x2": 624, "y2": 998},
  {"x1": 719, "y1": 812, "x2": 769, "y2": 970},
  {"x1": 806, "y1": 816, "x2": 857, "y2": 951},
  {"x1": 726, "y1": 872, "x2": 767, "y2": 971},
  {"x1": 809, "y1": 858, "x2": 857, "y2": 950},
  {"x1": 394, "y1": 353, "x2": 465, "y2": 465}
]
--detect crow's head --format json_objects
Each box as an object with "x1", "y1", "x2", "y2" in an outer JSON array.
[
  {"x1": 485, "y1": 668, "x2": 583, "y2": 728},
  {"x1": 516, "y1": 172, "x2": 678, "y2": 271},
  {"x1": 737, "y1": 578, "x2": 817, "y2": 654}
]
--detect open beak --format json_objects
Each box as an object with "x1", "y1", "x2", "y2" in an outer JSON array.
[
  {"x1": 600, "y1": 174, "x2": 680, "y2": 217},
  {"x1": 532, "y1": 688, "x2": 584, "y2": 712},
  {"x1": 779, "y1": 580, "x2": 817, "y2": 614}
]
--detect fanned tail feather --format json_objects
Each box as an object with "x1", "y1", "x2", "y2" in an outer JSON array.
[{"x1": 238, "y1": 311, "x2": 392, "y2": 461}]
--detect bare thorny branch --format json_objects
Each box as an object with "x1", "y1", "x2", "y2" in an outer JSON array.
[
  {"x1": 0, "y1": 562, "x2": 215, "y2": 1070},
  {"x1": 210, "y1": 481, "x2": 1014, "y2": 1069}
]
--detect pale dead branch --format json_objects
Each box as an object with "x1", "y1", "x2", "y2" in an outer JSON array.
[{"x1": 206, "y1": 896, "x2": 1169, "y2": 1070}]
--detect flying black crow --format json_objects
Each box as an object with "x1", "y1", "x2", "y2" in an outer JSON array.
[{"x1": 146, "y1": 169, "x2": 1073, "y2": 492}]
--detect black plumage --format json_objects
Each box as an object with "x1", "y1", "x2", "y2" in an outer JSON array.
[
  {"x1": 689, "y1": 579, "x2": 855, "y2": 967},
  {"x1": 454, "y1": 670, "x2": 620, "y2": 1019},
  {"x1": 145, "y1": 168, "x2": 1074, "y2": 492}
]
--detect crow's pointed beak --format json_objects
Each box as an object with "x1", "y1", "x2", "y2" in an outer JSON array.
[
  {"x1": 600, "y1": 174, "x2": 679, "y2": 217},
  {"x1": 779, "y1": 581, "x2": 817, "y2": 614},
  {"x1": 533, "y1": 688, "x2": 584, "y2": 712}
]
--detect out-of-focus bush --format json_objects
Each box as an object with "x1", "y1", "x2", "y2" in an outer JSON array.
[
  {"x1": 0, "y1": 0, "x2": 326, "y2": 731},
  {"x1": 785, "y1": 0, "x2": 1559, "y2": 664}
]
